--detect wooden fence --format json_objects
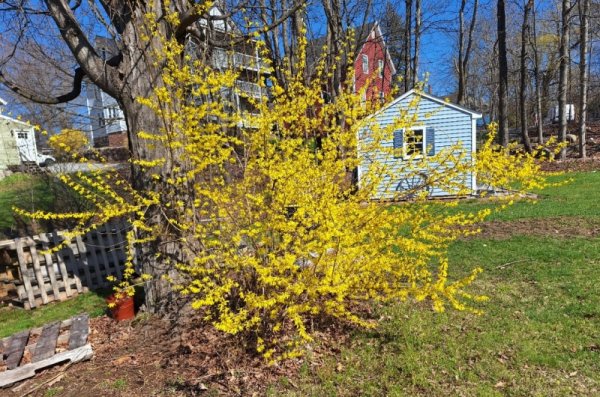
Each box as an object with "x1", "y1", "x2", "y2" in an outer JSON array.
[{"x1": 0, "y1": 220, "x2": 130, "y2": 309}]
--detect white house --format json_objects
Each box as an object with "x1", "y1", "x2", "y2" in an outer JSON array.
[
  {"x1": 84, "y1": 37, "x2": 128, "y2": 148},
  {"x1": 84, "y1": 6, "x2": 269, "y2": 147}
]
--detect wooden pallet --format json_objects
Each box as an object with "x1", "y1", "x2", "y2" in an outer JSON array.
[
  {"x1": 0, "y1": 220, "x2": 131, "y2": 309},
  {"x1": 0, "y1": 314, "x2": 93, "y2": 387}
]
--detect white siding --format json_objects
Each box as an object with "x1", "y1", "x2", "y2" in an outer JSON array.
[{"x1": 86, "y1": 83, "x2": 127, "y2": 145}]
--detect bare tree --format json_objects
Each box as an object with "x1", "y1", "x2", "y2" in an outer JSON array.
[
  {"x1": 497, "y1": 0, "x2": 509, "y2": 146},
  {"x1": 530, "y1": 2, "x2": 544, "y2": 144},
  {"x1": 413, "y1": 0, "x2": 421, "y2": 86},
  {"x1": 456, "y1": 0, "x2": 478, "y2": 106},
  {"x1": 520, "y1": 0, "x2": 533, "y2": 152},
  {"x1": 558, "y1": 0, "x2": 572, "y2": 160},
  {"x1": 578, "y1": 0, "x2": 590, "y2": 158},
  {"x1": 379, "y1": 1, "x2": 405, "y2": 83},
  {"x1": 403, "y1": 0, "x2": 412, "y2": 91},
  {"x1": 321, "y1": 0, "x2": 346, "y2": 99},
  {"x1": 259, "y1": 0, "x2": 307, "y2": 87}
]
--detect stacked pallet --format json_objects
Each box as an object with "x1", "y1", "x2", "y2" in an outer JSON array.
[
  {"x1": 0, "y1": 314, "x2": 93, "y2": 387},
  {"x1": 0, "y1": 220, "x2": 130, "y2": 309}
]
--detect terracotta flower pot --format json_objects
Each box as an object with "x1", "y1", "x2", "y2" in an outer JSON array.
[{"x1": 106, "y1": 294, "x2": 135, "y2": 321}]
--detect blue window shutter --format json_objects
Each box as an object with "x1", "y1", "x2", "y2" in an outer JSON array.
[
  {"x1": 426, "y1": 127, "x2": 435, "y2": 156},
  {"x1": 393, "y1": 130, "x2": 403, "y2": 157}
]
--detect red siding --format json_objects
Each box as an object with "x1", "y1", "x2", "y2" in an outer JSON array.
[{"x1": 353, "y1": 28, "x2": 394, "y2": 101}]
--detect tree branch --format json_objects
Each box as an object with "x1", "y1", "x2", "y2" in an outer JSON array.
[
  {"x1": 0, "y1": 53, "x2": 121, "y2": 105},
  {"x1": 0, "y1": 67, "x2": 84, "y2": 104},
  {"x1": 44, "y1": 0, "x2": 120, "y2": 97},
  {"x1": 175, "y1": 0, "x2": 306, "y2": 44}
]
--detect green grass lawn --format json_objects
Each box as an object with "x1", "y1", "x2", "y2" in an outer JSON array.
[
  {"x1": 270, "y1": 171, "x2": 600, "y2": 396},
  {"x1": 0, "y1": 291, "x2": 108, "y2": 338},
  {"x1": 453, "y1": 171, "x2": 600, "y2": 221},
  {"x1": 0, "y1": 173, "x2": 55, "y2": 233}
]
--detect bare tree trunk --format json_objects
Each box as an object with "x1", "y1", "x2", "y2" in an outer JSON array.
[
  {"x1": 520, "y1": 0, "x2": 533, "y2": 152},
  {"x1": 457, "y1": 0, "x2": 478, "y2": 106},
  {"x1": 497, "y1": 0, "x2": 509, "y2": 146},
  {"x1": 531, "y1": 1, "x2": 544, "y2": 144},
  {"x1": 457, "y1": 0, "x2": 466, "y2": 104},
  {"x1": 413, "y1": 0, "x2": 421, "y2": 86},
  {"x1": 558, "y1": 0, "x2": 571, "y2": 160},
  {"x1": 281, "y1": 5, "x2": 292, "y2": 73},
  {"x1": 578, "y1": 0, "x2": 590, "y2": 158},
  {"x1": 403, "y1": 0, "x2": 412, "y2": 91},
  {"x1": 322, "y1": 0, "x2": 344, "y2": 99}
]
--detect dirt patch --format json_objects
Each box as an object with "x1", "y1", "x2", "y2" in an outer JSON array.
[
  {"x1": 540, "y1": 158, "x2": 600, "y2": 173},
  {"x1": 2, "y1": 313, "x2": 350, "y2": 396},
  {"x1": 473, "y1": 216, "x2": 600, "y2": 240}
]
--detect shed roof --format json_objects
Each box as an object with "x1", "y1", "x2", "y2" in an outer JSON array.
[
  {"x1": 0, "y1": 113, "x2": 32, "y2": 127},
  {"x1": 373, "y1": 89, "x2": 483, "y2": 119}
]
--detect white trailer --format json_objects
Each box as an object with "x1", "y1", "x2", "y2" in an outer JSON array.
[
  {"x1": 547, "y1": 104, "x2": 576, "y2": 123},
  {"x1": 13, "y1": 127, "x2": 56, "y2": 167}
]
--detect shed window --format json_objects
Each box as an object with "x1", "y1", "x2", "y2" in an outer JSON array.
[
  {"x1": 392, "y1": 127, "x2": 435, "y2": 158},
  {"x1": 405, "y1": 128, "x2": 424, "y2": 156},
  {"x1": 362, "y1": 54, "x2": 369, "y2": 74},
  {"x1": 378, "y1": 59, "x2": 384, "y2": 77}
]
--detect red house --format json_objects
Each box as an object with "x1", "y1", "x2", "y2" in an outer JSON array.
[
  {"x1": 307, "y1": 22, "x2": 396, "y2": 102},
  {"x1": 351, "y1": 22, "x2": 396, "y2": 102}
]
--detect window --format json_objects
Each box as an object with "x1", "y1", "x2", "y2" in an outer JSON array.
[
  {"x1": 362, "y1": 54, "x2": 369, "y2": 74},
  {"x1": 378, "y1": 59, "x2": 384, "y2": 77},
  {"x1": 108, "y1": 106, "x2": 119, "y2": 119},
  {"x1": 404, "y1": 127, "x2": 424, "y2": 157},
  {"x1": 393, "y1": 127, "x2": 435, "y2": 158}
]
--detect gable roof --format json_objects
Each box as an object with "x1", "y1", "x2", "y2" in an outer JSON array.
[
  {"x1": 373, "y1": 89, "x2": 482, "y2": 119},
  {"x1": 355, "y1": 22, "x2": 397, "y2": 76},
  {"x1": 307, "y1": 21, "x2": 396, "y2": 75}
]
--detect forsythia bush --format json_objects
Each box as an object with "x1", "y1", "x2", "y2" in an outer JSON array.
[
  {"x1": 15, "y1": 9, "x2": 560, "y2": 359},
  {"x1": 48, "y1": 128, "x2": 89, "y2": 159}
]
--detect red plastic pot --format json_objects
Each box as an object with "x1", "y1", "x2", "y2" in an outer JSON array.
[{"x1": 106, "y1": 294, "x2": 135, "y2": 321}]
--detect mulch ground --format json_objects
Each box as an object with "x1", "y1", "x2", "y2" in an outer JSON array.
[
  {"x1": 3, "y1": 313, "x2": 350, "y2": 397},
  {"x1": 474, "y1": 216, "x2": 600, "y2": 240},
  {"x1": 532, "y1": 120, "x2": 600, "y2": 172},
  {"x1": 540, "y1": 157, "x2": 600, "y2": 173}
]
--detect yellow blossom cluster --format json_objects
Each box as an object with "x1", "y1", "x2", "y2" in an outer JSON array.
[{"x1": 48, "y1": 129, "x2": 89, "y2": 159}]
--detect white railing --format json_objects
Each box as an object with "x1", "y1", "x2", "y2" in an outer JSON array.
[
  {"x1": 212, "y1": 48, "x2": 268, "y2": 72},
  {"x1": 235, "y1": 80, "x2": 266, "y2": 98}
]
